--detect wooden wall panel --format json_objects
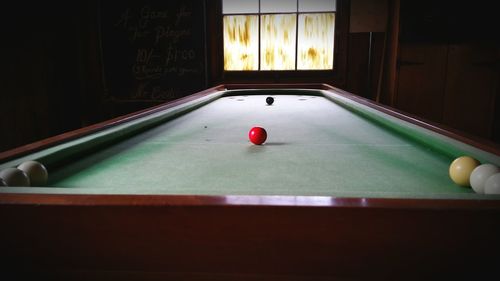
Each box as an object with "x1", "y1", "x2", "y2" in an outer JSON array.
[
  {"x1": 346, "y1": 32, "x2": 385, "y2": 100},
  {"x1": 392, "y1": 0, "x2": 500, "y2": 144},
  {"x1": 443, "y1": 45, "x2": 499, "y2": 139},
  {"x1": 350, "y1": 0, "x2": 388, "y2": 33},
  {"x1": 395, "y1": 44, "x2": 448, "y2": 123}
]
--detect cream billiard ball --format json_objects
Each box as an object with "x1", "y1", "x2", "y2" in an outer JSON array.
[
  {"x1": 0, "y1": 168, "x2": 30, "y2": 187},
  {"x1": 484, "y1": 173, "x2": 500, "y2": 195},
  {"x1": 470, "y1": 164, "x2": 500, "y2": 194},
  {"x1": 449, "y1": 156, "x2": 480, "y2": 187},
  {"x1": 17, "y1": 160, "x2": 48, "y2": 186}
]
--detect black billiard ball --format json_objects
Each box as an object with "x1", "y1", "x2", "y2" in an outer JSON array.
[{"x1": 266, "y1": 97, "x2": 274, "y2": 105}]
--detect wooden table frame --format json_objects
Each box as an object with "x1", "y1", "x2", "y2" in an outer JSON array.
[{"x1": 1, "y1": 83, "x2": 499, "y2": 280}]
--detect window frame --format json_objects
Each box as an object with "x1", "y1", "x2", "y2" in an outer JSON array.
[{"x1": 206, "y1": 0, "x2": 349, "y2": 85}]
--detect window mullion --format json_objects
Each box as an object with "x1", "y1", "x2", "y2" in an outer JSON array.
[
  {"x1": 258, "y1": 0, "x2": 261, "y2": 70},
  {"x1": 294, "y1": 0, "x2": 299, "y2": 70}
]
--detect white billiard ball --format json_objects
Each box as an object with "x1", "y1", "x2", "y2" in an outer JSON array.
[
  {"x1": 470, "y1": 164, "x2": 500, "y2": 194},
  {"x1": 17, "y1": 160, "x2": 48, "y2": 186},
  {"x1": 0, "y1": 168, "x2": 30, "y2": 187},
  {"x1": 484, "y1": 173, "x2": 500, "y2": 195}
]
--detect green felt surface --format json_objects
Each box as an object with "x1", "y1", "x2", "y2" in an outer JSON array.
[{"x1": 2, "y1": 92, "x2": 498, "y2": 199}]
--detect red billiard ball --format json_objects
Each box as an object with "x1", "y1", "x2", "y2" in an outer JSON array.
[{"x1": 249, "y1": 127, "x2": 267, "y2": 145}]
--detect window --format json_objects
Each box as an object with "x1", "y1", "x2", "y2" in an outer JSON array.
[{"x1": 222, "y1": 0, "x2": 337, "y2": 71}]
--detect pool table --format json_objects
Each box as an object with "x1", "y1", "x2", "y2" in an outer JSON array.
[{"x1": 1, "y1": 83, "x2": 499, "y2": 280}]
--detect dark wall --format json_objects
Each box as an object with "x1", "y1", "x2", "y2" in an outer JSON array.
[
  {"x1": 346, "y1": 0, "x2": 500, "y2": 145},
  {"x1": 394, "y1": 0, "x2": 500, "y2": 143},
  {"x1": 0, "y1": 1, "x2": 104, "y2": 152},
  {"x1": 2, "y1": 0, "x2": 498, "y2": 154},
  {"x1": 0, "y1": 0, "x2": 208, "y2": 153}
]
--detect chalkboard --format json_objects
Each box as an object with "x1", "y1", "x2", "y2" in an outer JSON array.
[{"x1": 100, "y1": 0, "x2": 207, "y2": 102}]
